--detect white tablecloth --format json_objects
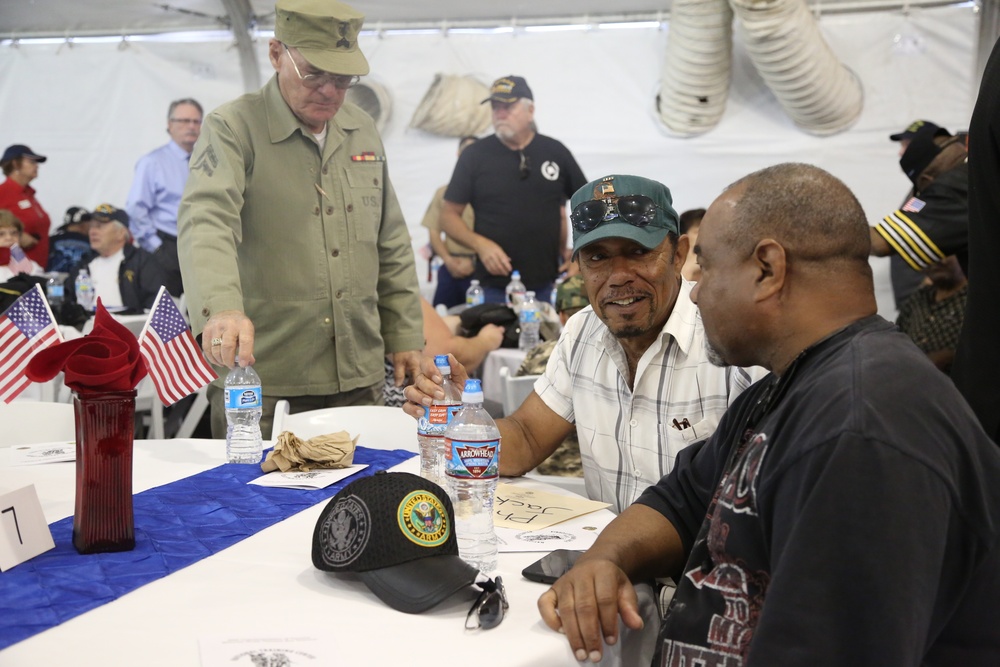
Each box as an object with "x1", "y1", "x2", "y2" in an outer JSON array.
[{"x1": 1, "y1": 421, "x2": 656, "y2": 666}]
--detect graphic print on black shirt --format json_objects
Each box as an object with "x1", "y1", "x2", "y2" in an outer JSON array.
[{"x1": 657, "y1": 432, "x2": 771, "y2": 667}]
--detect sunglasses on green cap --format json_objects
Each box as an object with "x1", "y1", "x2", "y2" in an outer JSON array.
[{"x1": 570, "y1": 194, "x2": 668, "y2": 233}]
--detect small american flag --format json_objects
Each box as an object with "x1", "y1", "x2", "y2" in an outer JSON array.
[
  {"x1": 901, "y1": 197, "x2": 926, "y2": 213},
  {"x1": 0, "y1": 285, "x2": 63, "y2": 403},
  {"x1": 8, "y1": 244, "x2": 34, "y2": 275},
  {"x1": 138, "y1": 287, "x2": 217, "y2": 405}
]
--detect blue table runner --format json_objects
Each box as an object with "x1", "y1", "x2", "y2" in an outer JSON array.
[{"x1": 0, "y1": 446, "x2": 415, "y2": 651}]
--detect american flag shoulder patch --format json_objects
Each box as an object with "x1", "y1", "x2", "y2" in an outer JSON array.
[{"x1": 901, "y1": 197, "x2": 926, "y2": 213}]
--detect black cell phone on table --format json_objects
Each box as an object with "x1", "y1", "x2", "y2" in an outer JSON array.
[{"x1": 521, "y1": 549, "x2": 584, "y2": 584}]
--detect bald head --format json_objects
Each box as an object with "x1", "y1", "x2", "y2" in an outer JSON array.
[
  {"x1": 692, "y1": 163, "x2": 878, "y2": 374},
  {"x1": 724, "y1": 163, "x2": 872, "y2": 275}
]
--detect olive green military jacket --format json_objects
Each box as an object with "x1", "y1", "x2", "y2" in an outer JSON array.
[{"x1": 178, "y1": 76, "x2": 423, "y2": 396}]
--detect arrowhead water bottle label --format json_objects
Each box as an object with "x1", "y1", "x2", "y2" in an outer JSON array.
[
  {"x1": 224, "y1": 386, "x2": 262, "y2": 410},
  {"x1": 445, "y1": 438, "x2": 500, "y2": 479},
  {"x1": 519, "y1": 309, "x2": 540, "y2": 324}
]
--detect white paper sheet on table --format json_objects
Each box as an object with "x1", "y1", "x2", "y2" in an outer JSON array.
[
  {"x1": 247, "y1": 464, "x2": 368, "y2": 490},
  {"x1": 493, "y1": 483, "x2": 610, "y2": 530},
  {"x1": 199, "y1": 635, "x2": 336, "y2": 666},
  {"x1": 495, "y1": 510, "x2": 611, "y2": 552},
  {"x1": 9, "y1": 442, "x2": 76, "y2": 466}
]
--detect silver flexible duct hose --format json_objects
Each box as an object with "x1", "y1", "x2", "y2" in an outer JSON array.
[
  {"x1": 730, "y1": 0, "x2": 863, "y2": 135},
  {"x1": 658, "y1": 0, "x2": 734, "y2": 137}
]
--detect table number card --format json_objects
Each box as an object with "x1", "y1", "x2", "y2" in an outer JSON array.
[{"x1": 0, "y1": 484, "x2": 55, "y2": 571}]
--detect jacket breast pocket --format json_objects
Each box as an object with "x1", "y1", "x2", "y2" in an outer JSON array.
[{"x1": 344, "y1": 164, "x2": 383, "y2": 243}]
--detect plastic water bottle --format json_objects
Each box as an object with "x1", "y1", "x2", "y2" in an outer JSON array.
[
  {"x1": 224, "y1": 364, "x2": 263, "y2": 464},
  {"x1": 465, "y1": 279, "x2": 485, "y2": 307},
  {"x1": 505, "y1": 270, "x2": 526, "y2": 311},
  {"x1": 46, "y1": 273, "x2": 66, "y2": 310},
  {"x1": 416, "y1": 355, "x2": 463, "y2": 487},
  {"x1": 75, "y1": 268, "x2": 95, "y2": 311},
  {"x1": 445, "y1": 378, "x2": 501, "y2": 573},
  {"x1": 518, "y1": 290, "x2": 541, "y2": 350}
]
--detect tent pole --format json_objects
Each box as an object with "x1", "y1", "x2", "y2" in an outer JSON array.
[{"x1": 220, "y1": 0, "x2": 261, "y2": 93}]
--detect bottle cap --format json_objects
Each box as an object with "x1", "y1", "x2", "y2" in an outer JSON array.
[
  {"x1": 511, "y1": 270, "x2": 520, "y2": 279},
  {"x1": 462, "y1": 378, "x2": 484, "y2": 403},
  {"x1": 434, "y1": 354, "x2": 451, "y2": 373}
]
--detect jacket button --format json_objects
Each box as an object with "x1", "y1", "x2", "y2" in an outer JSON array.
[
  {"x1": 326, "y1": 207, "x2": 333, "y2": 215},
  {"x1": 201, "y1": 307, "x2": 210, "y2": 317},
  {"x1": 335, "y1": 290, "x2": 343, "y2": 299},
  {"x1": 313, "y1": 206, "x2": 320, "y2": 215},
  {"x1": 373, "y1": 178, "x2": 379, "y2": 186},
  {"x1": 331, "y1": 249, "x2": 340, "y2": 257},
  {"x1": 347, "y1": 204, "x2": 354, "y2": 212}
]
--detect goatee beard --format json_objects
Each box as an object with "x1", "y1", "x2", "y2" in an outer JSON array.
[{"x1": 705, "y1": 339, "x2": 727, "y2": 367}]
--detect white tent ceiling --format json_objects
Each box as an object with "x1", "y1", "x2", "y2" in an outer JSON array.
[
  {"x1": 0, "y1": 0, "x2": 988, "y2": 321},
  {"x1": 0, "y1": 0, "x2": 967, "y2": 38}
]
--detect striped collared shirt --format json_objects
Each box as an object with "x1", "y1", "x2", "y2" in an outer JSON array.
[{"x1": 534, "y1": 280, "x2": 765, "y2": 513}]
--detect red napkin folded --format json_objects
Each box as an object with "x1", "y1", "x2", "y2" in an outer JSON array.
[{"x1": 27, "y1": 300, "x2": 148, "y2": 392}]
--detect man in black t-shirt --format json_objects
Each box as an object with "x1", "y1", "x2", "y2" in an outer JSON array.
[
  {"x1": 538, "y1": 163, "x2": 1000, "y2": 666},
  {"x1": 441, "y1": 75, "x2": 586, "y2": 305},
  {"x1": 870, "y1": 120, "x2": 969, "y2": 309}
]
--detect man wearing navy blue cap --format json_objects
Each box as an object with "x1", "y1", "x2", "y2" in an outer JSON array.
[
  {"x1": 66, "y1": 203, "x2": 166, "y2": 313},
  {"x1": 440, "y1": 75, "x2": 587, "y2": 306}
]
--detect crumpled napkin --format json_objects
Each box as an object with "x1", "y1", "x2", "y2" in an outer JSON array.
[
  {"x1": 26, "y1": 299, "x2": 147, "y2": 392},
  {"x1": 261, "y1": 430, "x2": 360, "y2": 473}
]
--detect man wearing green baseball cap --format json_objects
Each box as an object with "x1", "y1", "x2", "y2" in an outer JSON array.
[
  {"x1": 179, "y1": 0, "x2": 423, "y2": 440},
  {"x1": 406, "y1": 174, "x2": 764, "y2": 514}
]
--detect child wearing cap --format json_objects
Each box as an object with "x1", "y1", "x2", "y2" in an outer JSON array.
[{"x1": 0, "y1": 209, "x2": 44, "y2": 281}]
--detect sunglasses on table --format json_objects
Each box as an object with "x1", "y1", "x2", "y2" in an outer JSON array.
[
  {"x1": 465, "y1": 576, "x2": 508, "y2": 630},
  {"x1": 570, "y1": 194, "x2": 665, "y2": 233}
]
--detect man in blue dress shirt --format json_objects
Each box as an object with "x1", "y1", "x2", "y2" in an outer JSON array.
[{"x1": 126, "y1": 98, "x2": 203, "y2": 297}]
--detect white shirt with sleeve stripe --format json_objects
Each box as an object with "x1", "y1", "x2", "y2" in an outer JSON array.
[{"x1": 533, "y1": 279, "x2": 767, "y2": 513}]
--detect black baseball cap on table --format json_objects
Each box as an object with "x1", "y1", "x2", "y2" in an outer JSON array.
[{"x1": 312, "y1": 471, "x2": 479, "y2": 614}]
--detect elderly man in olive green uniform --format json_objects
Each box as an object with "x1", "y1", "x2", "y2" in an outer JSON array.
[{"x1": 178, "y1": 0, "x2": 423, "y2": 438}]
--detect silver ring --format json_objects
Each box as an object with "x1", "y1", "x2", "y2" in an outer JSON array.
[{"x1": 211, "y1": 337, "x2": 223, "y2": 347}]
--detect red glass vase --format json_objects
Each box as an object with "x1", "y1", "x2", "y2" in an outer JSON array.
[{"x1": 72, "y1": 389, "x2": 137, "y2": 554}]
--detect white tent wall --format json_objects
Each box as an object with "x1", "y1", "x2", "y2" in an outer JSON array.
[{"x1": 0, "y1": 4, "x2": 977, "y2": 319}]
